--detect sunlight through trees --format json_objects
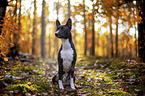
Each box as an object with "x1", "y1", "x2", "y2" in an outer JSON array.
[{"x1": 0, "y1": 0, "x2": 144, "y2": 62}]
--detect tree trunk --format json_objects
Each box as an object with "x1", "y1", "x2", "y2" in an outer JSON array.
[
  {"x1": 55, "y1": 0, "x2": 59, "y2": 55},
  {"x1": 18, "y1": 0, "x2": 21, "y2": 33},
  {"x1": 115, "y1": 2, "x2": 119, "y2": 58},
  {"x1": 135, "y1": 25, "x2": 137, "y2": 57},
  {"x1": 41, "y1": 0, "x2": 46, "y2": 58},
  {"x1": 0, "y1": 0, "x2": 8, "y2": 35},
  {"x1": 73, "y1": 20, "x2": 76, "y2": 45},
  {"x1": 133, "y1": 4, "x2": 137, "y2": 57},
  {"x1": 83, "y1": 0, "x2": 87, "y2": 56},
  {"x1": 103, "y1": 39, "x2": 105, "y2": 57},
  {"x1": 13, "y1": 0, "x2": 18, "y2": 20},
  {"x1": 48, "y1": 32, "x2": 51, "y2": 58},
  {"x1": 138, "y1": 0, "x2": 145, "y2": 62},
  {"x1": 13, "y1": 0, "x2": 18, "y2": 45},
  {"x1": 56, "y1": 0, "x2": 59, "y2": 19},
  {"x1": 27, "y1": 12, "x2": 31, "y2": 53},
  {"x1": 106, "y1": 34, "x2": 109, "y2": 58},
  {"x1": 109, "y1": 14, "x2": 113, "y2": 58},
  {"x1": 32, "y1": 0, "x2": 37, "y2": 56},
  {"x1": 91, "y1": 3, "x2": 95, "y2": 56},
  {"x1": 16, "y1": 0, "x2": 21, "y2": 48},
  {"x1": 68, "y1": 0, "x2": 71, "y2": 18}
]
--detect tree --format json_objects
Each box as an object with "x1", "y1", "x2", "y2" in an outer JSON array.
[
  {"x1": 17, "y1": 0, "x2": 21, "y2": 48},
  {"x1": 32, "y1": 0, "x2": 37, "y2": 56},
  {"x1": 41, "y1": 0, "x2": 46, "y2": 58},
  {"x1": 137, "y1": 0, "x2": 145, "y2": 62},
  {"x1": 68, "y1": 0, "x2": 71, "y2": 18},
  {"x1": 13, "y1": 0, "x2": 18, "y2": 46},
  {"x1": 48, "y1": 31, "x2": 51, "y2": 58},
  {"x1": 109, "y1": 13, "x2": 113, "y2": 58},
  {"x1": 13, "y1": 0, "x2": 18, "y2": 21},
  {"x1": 55, "y1": 0, "x2": 59, "y2": 55},
  {"x1": 133, "y1": 5, "x2": 137, "y2": 57},
  {"x1": 96, "y1": 0, "x2": 114, "y2": 58},
  {"x1": 91, "y1": 1, "x2": 95, "y2": 56},
  {"x1": 115, "y1": 1, "x2": 119, "y2": 58},
  {"x1": 0, "y1": 0, "x2": 8, "y2": 88},
  {"x1": 123, "y1": 0, "x2": 145, "y2": 62},
  {"x1": 0, "y1": 0, "x2": 8, "y2": 65},
  {"x1": 0, "y1": 0, "x2": 8, "y2": 35},
  {"x1": 72, "y1": 6, "x2": 77, "y2": 45},
  {"x1": 83, "y1": 0, "x2": 87, "y2": 56},
  {"x1": 13, "y1": 0, "x2": 21, "y2": 48},
  {"x1": 56, "y1": 0, "x2": 59, "y2": 19}
]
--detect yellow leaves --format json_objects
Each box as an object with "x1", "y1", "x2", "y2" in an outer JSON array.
[
  {"x1": 87, "y1": 43, "x2": 92, "y2": 48},
  {"x1": 4, "y1": 57, "x2": 8, "y2": 61},
  {"x1": 104, "y1": 22, "x2": 108, "y2": 28},
  {"x1": 15, "y1": 26, "x2": 19, "y2": 30},
  {"x1": 136, "y1": 16, "x2": 143, "y2": 24}
]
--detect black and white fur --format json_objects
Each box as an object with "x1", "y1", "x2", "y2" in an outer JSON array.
[{"x1": 52, "y1": 18, "x2": 77, "y2": 90}]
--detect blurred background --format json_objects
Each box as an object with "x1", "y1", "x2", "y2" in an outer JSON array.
[{"x1": 0, "y1": 0, "x2": 144, "y2": 60}]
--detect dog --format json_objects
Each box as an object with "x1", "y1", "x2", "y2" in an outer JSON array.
[{"x1": 52, "y1": 18, "x2": 77, "y2": 90}]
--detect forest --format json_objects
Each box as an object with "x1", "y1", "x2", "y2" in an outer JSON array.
[{"x1": 0, "y1": 0, "x2": 145, "y2": 95}]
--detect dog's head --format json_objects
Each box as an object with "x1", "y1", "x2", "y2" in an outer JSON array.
[{"x1": 55, "y1": 18, "x2": 72, "y2": 39}]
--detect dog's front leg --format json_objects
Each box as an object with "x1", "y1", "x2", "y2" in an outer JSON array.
[
  {"x1": 70, "y1": 66, "x2": 76, "y2": 90},
  {"x1": 58, "y1": 64, "x2": 64, "y2": 90}
]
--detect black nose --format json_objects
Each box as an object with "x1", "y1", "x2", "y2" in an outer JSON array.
[{"x1": 55, "y1": 33, "x2": 58, "y2": 37}]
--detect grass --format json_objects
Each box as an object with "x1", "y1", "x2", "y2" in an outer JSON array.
[
  {"x1": 75, "y1": 57, "x2": 145, "y2": 95},
  {"x1": 0, "y1": 57, "x2": 145, "y2": 95}
]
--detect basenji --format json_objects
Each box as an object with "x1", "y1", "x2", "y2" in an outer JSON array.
[{"x1": 52, "y1": 18, "x2": 77, "y2": 90}]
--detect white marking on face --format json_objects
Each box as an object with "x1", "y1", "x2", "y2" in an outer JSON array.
[
  {"x1": 55, "y1": 30, "x2": 59, "y2": 34},
  {"x1": 70, "y1": 78, "x2": 75, "y2": 89},
  {"x1": 60, "y1": 39, "x2": 74, "y2": 72},
  {"x1": 58, "y1": 80, "x2": 64, "y2": 89}
]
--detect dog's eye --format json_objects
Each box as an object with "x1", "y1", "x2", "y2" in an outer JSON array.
[{"x1": 61, "y1": 27, "x2": 65, "y2": 31}]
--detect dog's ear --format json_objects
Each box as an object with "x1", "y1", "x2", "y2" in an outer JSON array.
[
  {"x1": 66, "y1": 18, "x2": 72, "y2": 29},
  {"x1": 56, "y1": 20, "x2": 60, "y2": 27}
]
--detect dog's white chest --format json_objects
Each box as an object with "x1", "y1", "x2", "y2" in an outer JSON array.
[{"x1": 60, "y1": 39, "x2": 74, "y2": 72}]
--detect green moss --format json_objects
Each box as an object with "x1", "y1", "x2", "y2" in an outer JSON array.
[
  {"x1": 2, "y1": 57, "x2": 145, "y2": 96},
  {"x1": 108, "y1": 90, "x2": 132, "y2": 96},
  {"x1": 6, "y1": 84, "x2": 38, "y2": 94}
]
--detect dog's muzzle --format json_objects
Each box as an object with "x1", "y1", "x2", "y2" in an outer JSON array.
[{"x1": 55, "y1": 32, "x2": 58, "y2": 37}]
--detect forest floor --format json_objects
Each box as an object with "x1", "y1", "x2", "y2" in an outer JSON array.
[{"x1": 0, "y1": 56, "x2": 145, "y2": 96}]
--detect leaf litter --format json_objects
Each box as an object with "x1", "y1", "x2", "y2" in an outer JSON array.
[{"x1": 0, "y1": 57, "x2": 145, "y2": 95}]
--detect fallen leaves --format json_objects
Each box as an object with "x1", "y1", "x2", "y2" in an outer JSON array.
[
  {"x1": 75, "y1": 58, "x2": 145, "y2": 95},
  {"x1": 121, "y1": 85, "x2": 130, "y2": 92},
  {"x1": 4, "y1": 57, "x2": 8, "y2": 61},
  {"x1": 0, "y1": 57, "x2": 145, "y2": 96}
]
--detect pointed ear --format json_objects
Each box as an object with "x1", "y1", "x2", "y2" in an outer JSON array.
[
  {"x1": 66, "y1": 18, "x2": 72, "y2": 29},
  {"x1": 56, "y1": 20, "x2": 60, "y2": 27}
]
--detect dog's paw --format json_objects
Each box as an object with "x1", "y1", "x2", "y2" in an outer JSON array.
[
  {"x1": 71, "y1": 87, "x2": 76, "y2": 90},
  {"x1": 70, "y1": 78, "x2": 76, "y2": 90},
  {"x1": 59, "y1": 86, "x2": 64, "y2": 90},
  {"x1": 70, "y1": 84, "x2": 76, "y2": 90},
  {"x1": 58, "y1": 80, "x2": 64, "y2": 90}
]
